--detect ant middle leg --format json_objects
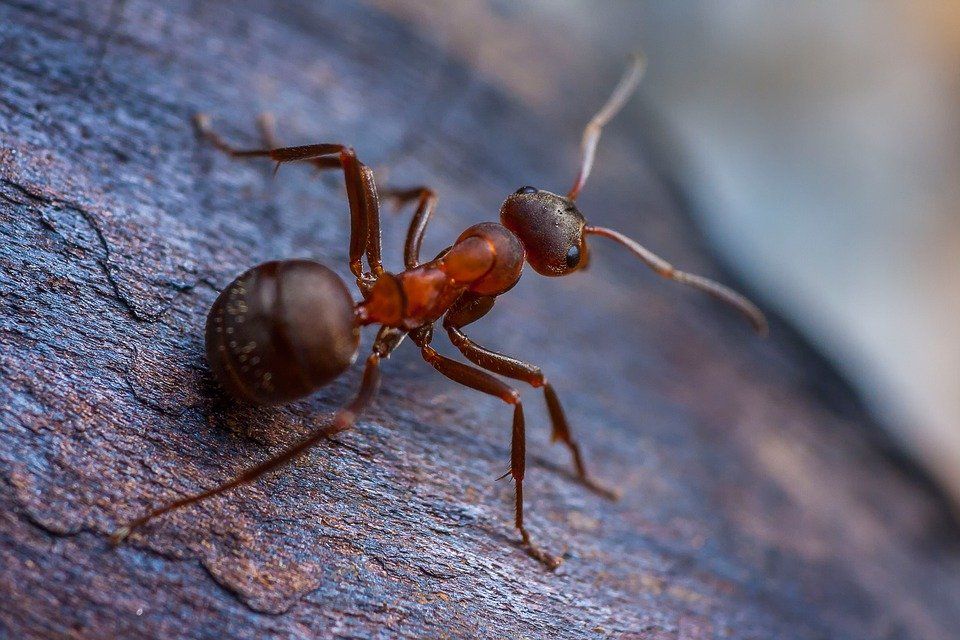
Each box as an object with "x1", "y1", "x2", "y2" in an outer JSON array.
[
  {"x1": 193, "y1": 114, "x2": 383, "y2": 293},
  {"x1": 256, "y1": 114, "x2": 349, "y2": 174},
  {"x1": 442, "y1": 296, "x2": 618, "y2": 500},
  {"x1": 379, "y1": 186, "x2": 438, "y2": 268},
  {"x1": 410, "y1": 329, "x2": 561, "y2": 569},
  {"x1": 253, "y1": 114, "x2": 338, "y2": 173},
  {"x1": 111, "y1": 353, "x2": 382, "y2": 544}
]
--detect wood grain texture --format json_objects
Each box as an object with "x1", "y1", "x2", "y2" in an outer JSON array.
[{"x1": 1, "y1": 1, "x2": 959, "y2": 638}]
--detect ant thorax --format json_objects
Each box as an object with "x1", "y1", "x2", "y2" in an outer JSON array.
[
  {"x1": 357, "y1": 222, "x2": 525, "y2": 330},
  {"x1": 359, "y1": 265, "x2": 466, "y2": 330}
]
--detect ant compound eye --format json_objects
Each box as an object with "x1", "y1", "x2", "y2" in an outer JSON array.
[
  {"x1": 565, "y1": 245, "x2": 581, "y2": 269},
  {"x1": 515, "y1": 186, "x2": 538, "y2": 195}
]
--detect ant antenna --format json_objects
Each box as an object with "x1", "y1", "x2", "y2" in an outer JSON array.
[
  {"x1": 567, "y1": 52, "x2": 647, "y2": 201},
  {"x1": 584, "y1": 225, "x2": 768, "y2": 335}
]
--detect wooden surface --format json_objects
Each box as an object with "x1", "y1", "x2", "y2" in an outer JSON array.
[{"x1": 2, "y1": 1, "x2": 959, "y2": 638}]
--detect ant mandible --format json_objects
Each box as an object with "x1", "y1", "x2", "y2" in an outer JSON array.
[{"x1": 111, "y1": 53, "x2": 766, "y2": 569}]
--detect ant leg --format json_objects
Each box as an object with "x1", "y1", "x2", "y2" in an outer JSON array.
[
  {"x1": 254, "y1": 113, "x2": 339, "y2": 173},
  {"x1": 193, "y1": 115, "x2": 383, "y2": 290},
  {"x1": 380, "y1": 187, "x2": 438, "y2": 268},
  {"x1": 442, "y1": 297, "x2": 617, "y2": 500},
  {"x1": 567, "y1": 52, "x2": 646, "y2": 200},
  {"x1": 110, "y1": 353, "x2": 381, "y2": 544},
  {"x1": 253, "y1": 111, "x2": 341, "y2": 171},
  {"x1": 410, "y1": 330, "x2": 561, "y2": 569}
]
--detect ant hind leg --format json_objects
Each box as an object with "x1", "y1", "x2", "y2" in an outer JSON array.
[{"x1": 111, "y1": 353, "x2": 382, "y2": 544}]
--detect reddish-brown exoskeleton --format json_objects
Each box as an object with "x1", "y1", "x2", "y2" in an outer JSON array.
[{"x1": 112, "y1": 54, "x2": 766, "y2": 568}]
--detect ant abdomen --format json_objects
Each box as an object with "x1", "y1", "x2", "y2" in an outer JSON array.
[{"x1": 205, "y1": 260, "x2": 360, "y2": 405}]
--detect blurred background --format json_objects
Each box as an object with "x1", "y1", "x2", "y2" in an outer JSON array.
[{"x1": 373, "y1": 1, "x2": 960, "y2": 505}]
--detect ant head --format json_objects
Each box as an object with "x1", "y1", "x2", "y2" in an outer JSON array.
[
  {"x1": 495, "y1": 54, "x2": 766, "y2": 335},
  {"x1": 500, "y1": 186, "x2": 589, "y2": 277}
]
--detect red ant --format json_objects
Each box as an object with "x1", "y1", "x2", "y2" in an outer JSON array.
[{"x1": 111, "y1": 54, "x2": 766, "y2": 568}]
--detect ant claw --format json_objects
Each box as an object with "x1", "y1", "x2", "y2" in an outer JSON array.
[
  {"x1": 193, "y1": 112, "x2": 211, "y2": 132},
  {"x1": 522, "y1": 539, "x2": 562, "y2": 570},
  {"x1": 538, "y1": 552, "x2": 563, "y2": 571},
  {"x1": 109, "y1": 526, "x2": 131, "y2": 546},
  {"x1": 583, "y1": 478, "x2": 621, "y2": 501}
]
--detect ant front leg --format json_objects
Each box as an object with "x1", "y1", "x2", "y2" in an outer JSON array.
[
  {"x1": 379, "y1": 186, "x2": 438, "y2": 268},
  {"x1": 443, "y1": 295, "x2": 618, "y2": 500},
  {"x1": 194, "y1": 115, "x2": 383, "y2": 295},
  {"x1": 409, "y1": 327, "x2": 561, "y2": 570}
]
